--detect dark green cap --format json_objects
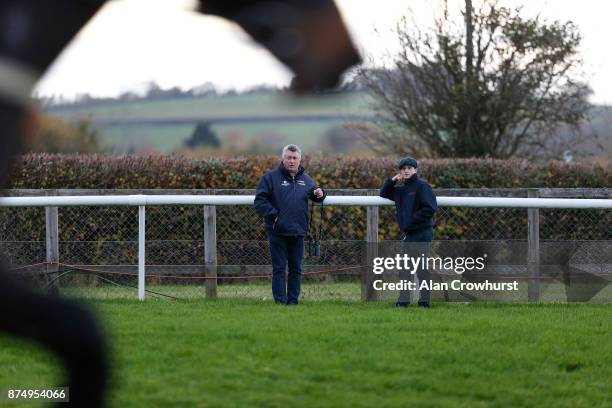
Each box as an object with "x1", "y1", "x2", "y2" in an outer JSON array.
[{"x1": 398, "y1": 157, "x2": 418, "y2": 169}]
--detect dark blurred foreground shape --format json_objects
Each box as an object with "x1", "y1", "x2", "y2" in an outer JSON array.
[
  {"x1": 200, "y1": 0, "x2": 361, "y2": 92},
  {"x1": 0, "y1": 0, "x2": 359, "y2": 406}
]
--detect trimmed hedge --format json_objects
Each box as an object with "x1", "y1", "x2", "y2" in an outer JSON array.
[
  {"x1": 1, "y1": 154, "x2": 608, "y2": 272},
  {"x1": 8, "y1": 154, "x2": 611, "y2": 189}
]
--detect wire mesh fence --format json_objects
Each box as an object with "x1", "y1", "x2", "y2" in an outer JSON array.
[{"x1": 1, "y1": 189, "x2": 610, "y2": 303}]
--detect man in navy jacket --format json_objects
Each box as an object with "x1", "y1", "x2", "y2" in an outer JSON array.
[
  {"x1": 380, "y1": 157, "x2": 437, "y2": 307},
  {"x1": 254, "y1": 144, "x2": 326, "y2": 304}
]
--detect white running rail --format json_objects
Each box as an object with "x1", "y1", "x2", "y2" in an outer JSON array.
[{"x1": 1, "y1": 195, "x2": 609, "y2": 300}]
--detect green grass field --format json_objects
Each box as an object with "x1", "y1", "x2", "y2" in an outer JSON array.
[{"x1": 1, "y1": 300, "x2": 610, "y2": 407}]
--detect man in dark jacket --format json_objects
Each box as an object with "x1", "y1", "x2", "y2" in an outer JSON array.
[
  {"x1": 380, "y1": 157, "x2": 437, "y2": 308},
  {"x1": 254, "y1": 144, "x2": 326, "y2": 304}
]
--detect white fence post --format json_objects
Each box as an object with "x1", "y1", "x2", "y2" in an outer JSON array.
[{"x1": 138, "y1": 205, "x2": 146, "y2": 301}]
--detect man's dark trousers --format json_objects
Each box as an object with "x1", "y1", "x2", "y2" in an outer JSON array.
[
  {"x1": 268, "y1": 232, "x2": 304, "y2": 304},
  {"x1": 398, "y1": 227, "x2": 434, "y2": 305}
]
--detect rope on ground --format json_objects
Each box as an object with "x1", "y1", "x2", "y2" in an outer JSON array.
[{"x1": 8, "y1": 261, "x2": 600, "y2": 281}]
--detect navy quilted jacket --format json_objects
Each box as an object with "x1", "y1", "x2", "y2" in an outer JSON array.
[
  {"x1": 380, "y1": 174, "x2": 437, "y2": 232},
  {"x1": 254, "y1": 163, "x2": 325, "y2": 236}
]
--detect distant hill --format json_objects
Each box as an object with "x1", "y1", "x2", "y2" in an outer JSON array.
[
  {"x1": 43, "y1": 92, "x2": 376, "y2": 153},
  {"x1": 43, "y1": 92, "x2": 611, "y2": 158}
]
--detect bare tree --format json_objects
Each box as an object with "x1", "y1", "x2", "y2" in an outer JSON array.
[{"x1": 358, "y1": 0, "x2": 592, "y2": 158}]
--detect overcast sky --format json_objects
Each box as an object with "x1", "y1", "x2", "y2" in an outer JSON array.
[{"x1": 34, "y1": 0, "x2": 612, "y2": 104}]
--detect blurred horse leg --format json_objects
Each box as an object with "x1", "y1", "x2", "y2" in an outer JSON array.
[
  {"x1": 0, "y1": 2, "x2": 108, "y2": 407},
  {"x1": 0, "y1": 267, "x2": 109, "y2": 407}
]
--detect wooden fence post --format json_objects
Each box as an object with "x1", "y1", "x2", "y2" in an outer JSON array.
[
  {"x1": 528, "y1": 189, "x2": 540, "y2": 302},
  {"x1": 362, "y1": 202, "x2": 379, "y2": 302},
  {"x1": 203, "y1": 203, "x2": 218, "y2": 299},
  {"x1": 45, "y1": 206, "x2": 59, "y2": 295}
]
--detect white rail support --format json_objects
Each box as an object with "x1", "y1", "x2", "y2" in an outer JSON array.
[
  {"x1": 0, "y1": 195, "x2": 611, "y2": 208},
  {"x1": 138, "y1": 205, "x2": 145, "y2": 301}
]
